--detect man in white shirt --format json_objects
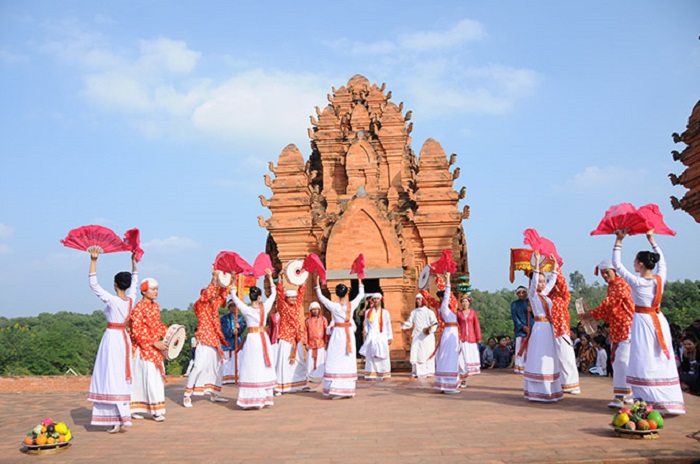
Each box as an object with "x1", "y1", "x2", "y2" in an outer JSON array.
[{"x1": 402, "y1": 294, "x2": 438, "y2": 378}]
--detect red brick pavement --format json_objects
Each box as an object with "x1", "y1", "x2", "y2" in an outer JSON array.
[{"x1": 1, "y1": 371, "x2": 699, "y2": 463}]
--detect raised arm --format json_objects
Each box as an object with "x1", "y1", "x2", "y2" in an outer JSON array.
[
  {"x1": 88, "y1": 250, "x2": 112, "y2": 303},
  {"x1": 350, "y1": 282, "x2": 365, "y2": 310},
  {"x1": 648, "y1": 230, "x2": 666, "y2": 284},
  {"x1": 612, "y1": 231, "x2": 637, "y2": 285},
  {"x1": 263, "y1": 271, "x2": 276, "y2": 312}
]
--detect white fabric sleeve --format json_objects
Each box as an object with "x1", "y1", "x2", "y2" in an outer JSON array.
[
  {"x1": 350, "y1": 284, "x2": 365, "y2": 310},
  {"x1": 264, "y1": 284, "x2": 277, "y2": 312},
  {"x1": 126, "y1": 272, "x2": 138, "y2": 301},
  {"x1": 542, "y1": 272, "x2": 556, "y2": 296},
  {"x1": 385, "y1": 309, "x2": 392, "y2": 340},
  {"x1": 612, "y1": 246, "x2": 639, "y2": 287},
  {"x1": 653, "y1": 243, "x2": 666, "y2": 285},
  {"x1": 89, "y1": 273, "x2": 112, "y2": 304},
  {"x1": 528, "y1": 272, "x2": 538, "y2": 299},
  {"x1": 315, "y1": 286, "x2": 334, "y2": 310},
  {"x1": 401, "y1": 311, "x2": 414, "y2": 330}
]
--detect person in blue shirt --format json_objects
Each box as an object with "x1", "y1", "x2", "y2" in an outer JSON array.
[
  {"x1": 493, "y1": 336, "x2": 512, "y2": 369},
  {"x1": 221, "y1": 300, "x2": 247, "y2": 384},
  {"x1": 511, "y1": 286, "x2": 531, "y2": 374}
]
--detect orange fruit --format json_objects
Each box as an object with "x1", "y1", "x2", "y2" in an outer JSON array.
[
  {"x1": 57, "y1": 435, "x2": 66, "y2": 443},
  {"x1": 637, "y1": 419, "x2": 650, "y2": 431},
  {"x1": 41, "y1": 426, "x2": 47, "y2": 433},
  {"x1": 647, "y1": 419, "x2": 658, "y2": 430},
  {"x1": 24, "y1": 437, "x2": 33, "y2": 446},
  {"x1": 46, "y1": 437, "x2": 55, "y2": 444},
  {"x1": 35, "y1": 434, "x2": 47, "y2": 445}
]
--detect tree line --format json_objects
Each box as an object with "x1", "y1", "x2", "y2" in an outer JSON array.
[{"x1": 1, "y1": 275, "x2": 699, "y2": 376}]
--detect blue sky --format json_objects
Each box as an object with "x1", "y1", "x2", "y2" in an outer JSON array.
[{"x1": 1, "y1": 1, "x2": 699, "y2": 318}]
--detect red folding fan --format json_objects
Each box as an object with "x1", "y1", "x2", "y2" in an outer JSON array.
[
  {"x1": 214, "y1": 251, "x2": 253, "y2": 274},
  {"x1": 60, "y1": 225, "x2": 129, "y2": 255},
  {"x1": 302, "y1": 253, "x2": 327, "y2": 285},
  {"x1": 430, "y1": 249, "x2": 457, "y2": 274},
  {"x1": 350, "y1": 253, "x2": 365, "y2": 280},
  {"x1": 252, "y1": 252, "x2": 273, "y2": 278},
  {"x1": 123, "y1": 228, "x2": 145, "y2": 262},
  {"x1": 523, "y1": 228, "x2": 563, "y2": 267},
  {"x1": 590, "y1": 203, "x2": 676, "y2": 236}
]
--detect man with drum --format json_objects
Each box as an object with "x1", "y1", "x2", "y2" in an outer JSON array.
[
  {"x1": 581, "y1": 259, "x2": 634, "y2": 408},
  {"x1": 221, "y1": 300, "x2": 247, "y2": 384},
  {"x1": 401, "y1": 293, "x2": 437, "y2": 378},
  {"x1": 130, "y1": 277, "x2": 168, "y2": 421}
]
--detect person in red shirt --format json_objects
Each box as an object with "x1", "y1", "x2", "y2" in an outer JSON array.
[
  {"x1": 130, "y1": 277, "x2": 168, "y2": 421},
  {"x1": 273, "y1": 276, "x2": 308, "y2": 394},
  {"x1": 547, "y1": 259, "x2": 580, "y2": 395},
  {"x1": 457, "y1": 295, "x2": 481, "y2": 388},
  {"x1": 305, "y1": 302, "x2": 329, "y2": 382},
  {"x1": 583, "y1": 259, "x2": 634, "y2": 408}
]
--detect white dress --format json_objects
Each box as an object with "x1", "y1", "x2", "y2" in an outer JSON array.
[
  {"x1": 434, "y1": 285, "x2": 460, "y2": 393},
  {"x1": 613, "y1": 243, "x2": 685, "y2": 415},
  {"x1": 402, "y1": 306, "x2": 437, "y2": 378},
  {"x1": 315, "y1": 284, "x2": 365, "y2": 397},
  {"x1": 523, "y1": 271, "x2": 563, "y2": 402},
  {"x1": 231, "y1": 287, "x2": 278, "y2": 409},
  {"x1": 360, "y1": 307, "x2": 392, "y2": 379},
  {"x1": 87, "y1": 272, "x2": 137, "y2": 427}
]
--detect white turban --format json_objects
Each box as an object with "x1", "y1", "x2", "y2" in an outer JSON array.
[
  {"x1": 309, "y1": 302, "x2": 321, "y2": 310},
  {"x1": 285, "y1": 289, "x2": 298, "y2": 298},
  {"x1": 415, "y1": 293, "x2": 424, "y2": 300},
  {"x1": 595, "y1": 259, "x2": 614, "y2": 276},
  {"x1": 140, "y1": 278, "x2": 158, "y2": 292},
  {"x1": 372, "y1": 293, "x2": 383, "y2": 300}
]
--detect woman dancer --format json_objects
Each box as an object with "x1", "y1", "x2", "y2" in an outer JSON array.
[
  {"x1": 457, "y1": 295, "x2": 481, "y2": 388},
  {"x1": 612, "y1": 230, "x2": 685, "y2": 414},
  {"x1": 87, "y1": 249, "x2": 138, "y2": 433},
  {"x1": 229, "y1": 269, "x2": 277, "y2": 410},
  {"x1": 434, "y1": 273, "x2": 461, "y2": 394},
  {"x1": 314, "y1": 275, "x2": 365, "y2": 399},
  {"x1": 523, "y1": 252, "x2": 563, "y2": 402}
]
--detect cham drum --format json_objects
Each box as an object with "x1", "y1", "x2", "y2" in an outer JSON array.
[
  {"x1": 163, "y1": 325, "x2": 187, "y2": 361},
  {"x1": 575, "y1": 298, "x2": 598, "y2": 336},
  {"x1": 509, "y1": 248, "x2": 555, "y2": 283},
  {"x1": 284, "y1": 259, "x2": 309, "y2": 286}
]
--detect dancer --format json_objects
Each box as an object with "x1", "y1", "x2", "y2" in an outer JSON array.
[
  {"x1": 314, "y1": 274, "x2": 365, "y2": 399},
  {"x1": 401, "y1": 294, "x2": 437, "y2": 378},
  {"x1": 274, "y1": 276, "x2": 308, "y2": 394},
  {"x1": 511, "y1": 286, "x2": 530, "y2": 374},
  {"x1": 230, "y1": 269, "x2": 278, "y2": 409},
  {"x1": 360, "y1": 293, "x2": 393, "y2": 380},
  {"x1": 457, "y1": 294, "x2": 482, "y2": 388},
  {"x1": 130, "y1": 277, "x2": 168, "y2": 422},
  {"x1": 221, "y1": 300, "x2": 247, "y2": 384},
  {"x1": 87, "y1": 249, "x2": 137, "y2": 433},
  {"x1": 547, "y1": 259, "x2": 580, "y2": 395},
  {"x1": 583, "y1": 259, "x2": 634, "y2": 407},
  {"x1": 612, "y1": 230, "x2": 685, "y2": 414},
  {"x1": 183, "y1": 271, "x2": 229, "y2": 407},
  {"x1": 433, "y1": 273, "x2": 461, "y2": 394},
  {"x1": 523, "y1": 252, "x2": 563, "y2": 402},
  {"x1": 305, "y1": 302, "x2": 329, "y2": 382}
]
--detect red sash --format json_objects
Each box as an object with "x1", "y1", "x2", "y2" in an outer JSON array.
[{"x1": 634, "y1": 275, "x2": 669, "y2": 359}]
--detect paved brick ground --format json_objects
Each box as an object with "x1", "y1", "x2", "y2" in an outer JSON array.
[{"x1": 1, "y1": 371, "x2": 699, "y2": 463}]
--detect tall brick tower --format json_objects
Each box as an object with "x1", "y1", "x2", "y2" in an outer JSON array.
[
  {"x1": 670, "y1": 100, "x2": 700, "y2": 223},
  {"x1": 258, "y1": 75, "x2": 470, "y2": 360}
]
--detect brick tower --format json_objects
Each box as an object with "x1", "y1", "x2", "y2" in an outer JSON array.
[
  {"x1": 670, "y1": 100, "x2": 700, "y2": 223},
  {"x1": 258, "y1": 75, "x2": 470, "y2": 360}
]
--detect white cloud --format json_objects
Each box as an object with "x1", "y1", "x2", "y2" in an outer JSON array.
[
  {"x1": 0, "y1": 223, "x2": 13, "y2": 239},
  {"x1": 560, "y1": 166, "x2": 649, "y2": 192},
  {"x1": 143, "y1": 236, "x2": 199, "y2": 253},
  {"x1": 399, "y1": 19, "x2": 486, "y2": 51},
  {"x1": 0, "y1": 244, "x2": 10, "y2": 254}
]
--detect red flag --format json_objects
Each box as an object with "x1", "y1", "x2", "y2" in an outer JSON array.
[
  {"x1": 252, "y1": 252, "x2": 273, "y2": 278},
  {"x1": 302, "y1": 254, "x2": 327, "y2": 285},
  {"x1": 123, "y1": 228, "x2": 144, "y2": 262},
  {"x1": 523, "y1": 228, "x2": 563, "y2": 267},
  {"x1": 350, "y1": 253, "x2": 365, "y2": 280}
]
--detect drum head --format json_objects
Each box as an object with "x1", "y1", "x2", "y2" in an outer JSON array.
[
  {"x1": 214, "y1": 270, "x2": 232, "y2": 288},
  {"x1": 285, "y1": 259, "x2": 308, "y2": 286},
  {"x1": 165, "y1": 325, "x2": 187, "y2": 360},
  {"x1": 418, "y1": 265, "x2": 431, "y2": 289}
]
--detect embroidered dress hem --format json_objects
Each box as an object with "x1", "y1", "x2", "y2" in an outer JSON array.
[{"x1": 91, "y1": 402, "x2": 132, "y2": 427}]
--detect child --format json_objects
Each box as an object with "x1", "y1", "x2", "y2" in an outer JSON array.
[
  {"x1": 493, "y1": 336, "x2": 512, "y2": 369},
  {"x1": 590, "y1": 335, "x2": 608, "y2": 376}
]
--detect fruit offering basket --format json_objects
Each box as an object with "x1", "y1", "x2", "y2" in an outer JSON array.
[
  {"x1": 611, "y1": 400, "x2": 663, "y2": 439},
  {"x1": 21, "y1": 418, "x2": 73, "y2": 455}
]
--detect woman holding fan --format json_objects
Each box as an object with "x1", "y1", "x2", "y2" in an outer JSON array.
[{"x1": 612, "y1": 229, "x2": 685, "y2": 414}]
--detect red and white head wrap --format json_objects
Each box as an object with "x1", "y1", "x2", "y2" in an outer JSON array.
[{"x1": 140, "y1": 277, "x2": 158, "y2": 292}]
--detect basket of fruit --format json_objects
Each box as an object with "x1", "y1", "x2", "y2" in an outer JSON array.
[
  {"x1": 21, "y1": 418, "x2": 73, "y2": 455},
  {"x1": 611, "y1": 400, "x2": 664, "y2": 439}
]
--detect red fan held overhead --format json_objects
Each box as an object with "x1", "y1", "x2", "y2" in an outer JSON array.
[
  {"x1": 214, "y1": 251, "x2": 253, "y2": 275},
  {"x1": 523, "y1": 228, "x2": 563, "y2": 267},
  {"x1": 123, "y1": 228, "x2": 144, "y2": 262},
  {"x1": 302, "y1": 254, "x2": 327, "y2": 285},
  {"x1": 430, "y1": 249, "x2": 457, "y2": 274},
  {"x1": 252, "y1": 252, "x2": 272, "y2": 278},
  {"x1": 61, "y1": 225, "x2": 129, "y2": 255},
  {"x1": 350, "y1": 253, "x2": 365, "y2": 280},
  {"x1": 590, "y1": 203, "x2": 676, "y2": 236}
]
